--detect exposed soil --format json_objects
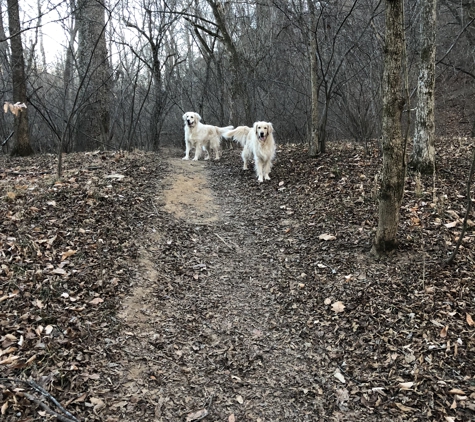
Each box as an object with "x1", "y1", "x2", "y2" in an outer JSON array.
[{"x1": 1, "y1": 140, "x2": 475, "y2": 421}]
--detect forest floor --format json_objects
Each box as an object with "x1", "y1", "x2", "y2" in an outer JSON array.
[{"x1": 1, "y1": 138, "x2": 475, "y2": 422}]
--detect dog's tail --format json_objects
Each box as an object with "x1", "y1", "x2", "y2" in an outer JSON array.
[
  {"x1": 222, "y1": 126, "x2": 251, "y2": 147},
  {"x1": 218, "y1": 125, "x2": 234, "y2": 135}
]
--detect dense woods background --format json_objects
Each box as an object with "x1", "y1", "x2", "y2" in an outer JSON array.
[{"x1": 0, "y1": 0, "x2": 474, "y2": 155}]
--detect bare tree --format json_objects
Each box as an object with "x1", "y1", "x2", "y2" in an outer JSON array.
[
  {"x1": 123, "y1": 0, "x2": 181, "y2": 149},
  {"x1": 7, "y1": 0, "x2": 33, "y2": 156},
  {"x1": 410, "y1": 0, "x2": 437, "y2": 174},
  {"x1": 372, "y1": 0, "x2": 407, "y2": 256}
]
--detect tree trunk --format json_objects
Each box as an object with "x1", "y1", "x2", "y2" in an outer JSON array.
[
  {"x1": 7, "y1": 0, "x2": 33, "y2": 157},
  {"x1": 307, "y1": 0, "x2": 319, "y2": 157},
  {"x1": 371, "y1": 0, "x2": 406, "y2": 256},
  {"x1": 75, "y1": 0, "x2": 110, "y2": 151},
  {"x1": 207, "y1": 0, "x2": 251, "y2": 125},
  {"x1": 308, "y1": 35, "x2": 319, "y2": 157},
  {"x1": 410, "y1": 0, "x2": 437, "y2": 174},
  {"x1": 62, "y1": 0, "x2": 78, "y2": 152}
]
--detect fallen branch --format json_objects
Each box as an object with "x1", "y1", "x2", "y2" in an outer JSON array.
[
  {"x1": 18, "y1": 392, "x2": 79, "y2": 422},
  {"x1": 0, "y1": 378, "x2": 80, "y2": 422}
]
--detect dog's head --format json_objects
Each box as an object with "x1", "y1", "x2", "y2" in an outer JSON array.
[
  {"x1": 183, "y1": 112, "x2": 201, "y2": 128},
  {"x1": 253, "y1": 121, "x2": 273, "y2": 142}
]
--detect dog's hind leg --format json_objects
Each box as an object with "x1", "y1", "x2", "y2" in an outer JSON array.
[
  {"x1": 203, "y1": 145, "x2": 210, "y2": 160},
  {"x1": 242, "y1": 146, "x2": 250, "y2": 170}
]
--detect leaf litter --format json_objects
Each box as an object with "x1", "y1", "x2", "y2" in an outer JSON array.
[{"x1": 0, "y1": 138, "x2": 474, "y2": 421}]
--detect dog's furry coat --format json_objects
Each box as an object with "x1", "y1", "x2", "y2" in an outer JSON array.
[
  {"x1": 182, "y1": 112, "x2": 233, "y2": 161},
  {"x1": 224, "y1": 122, "x2": 276, "y2": 182}
]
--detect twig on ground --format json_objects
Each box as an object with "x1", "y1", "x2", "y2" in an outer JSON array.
[
  {"x1": 214, "y1": 233, "x2": 240, "y2": 251},
  {"x1": 18, "y1": 392, "x2": 79, "y2": 422},
  {"x1": 0, "y1": 378, "x2": 80, "y2": 422}
]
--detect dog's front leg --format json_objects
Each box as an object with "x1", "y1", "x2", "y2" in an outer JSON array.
[
  {"x1": 193, "y1": 146, "x2": 202, "y2": 161},
  {"x1": 183, "y1": 142, "x2": 190, "y2": 160}
]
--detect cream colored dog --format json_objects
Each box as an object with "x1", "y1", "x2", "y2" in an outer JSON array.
[
  {"x1": 224, "y1": 121, "x2": 276, "y2": 182},
  {"x1": 182, "y1": 112, "x2": 233, "y2": 161}
]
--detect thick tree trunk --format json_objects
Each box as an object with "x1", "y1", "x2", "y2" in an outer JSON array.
[
  {"x1": 75, "y1": 0, "x2": 110, "y2": 151},
  {"x1": 7, "y1": 0, "x2": 33, "y2": 157},
  {"x1": 410, "y1": 0, "x2": 437, "y2": 174},
  {"x1": 371, "y1": 0, "x2": 406, "y2": 256},
  {"x1": 207, "y1": 0, "x2": 251, "y2": 125}
]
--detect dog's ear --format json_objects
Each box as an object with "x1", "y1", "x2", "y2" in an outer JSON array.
[
  {"x1": 182, "y1": 113, "x2": 187, "y2": 121},
  {"x1": 253, "y1": 121, "x2": 259, "y2": 135},
  {"x1": 268, "y1": 122, "x2": 274, "y2": 134},
  {"x1": 195, "y1": 113, "x2": 202, "y2": 121}
]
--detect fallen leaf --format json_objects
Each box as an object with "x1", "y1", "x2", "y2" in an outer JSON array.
[
  {"x1": 395, "y1": 403, "x2": 416, "y2": 412},
  {"x1": 89, "y1": 297, "x2": 104, "y2": 305},
  {"x1": 319, "y1": 233, "x2": 336, "y2": 241},
  {"x1": 0, "y1": 356, "x2": 19, "y2": 365},
  {"x1": 335, "y1": 388, "x2": 349, "y2": 403},
  {"x1": 1, "y1": 401, "x2": 8, "y2": 415},
  {"x1": 440, "y1": 325, "x2": 449, "y2": 338},
  {"x1": 52, "y1": 268, "x2": 67, "y2": 275},
  {"x1": 444, "y1": 221, "x2": 457, "y2": 228},
  {"x1": 324, "y1": 298, "x2": 332, "y2": 305},
  {"x1": 398, "y1": 382, "x2": 414, "y2": 390},
  {"x1": 331, "y1": 301, "x2": 345, "y2": 313},
  {"x1": 33, "y1": 299, "x2": 44, "y2": 309},
  {"x1": 236, "y1": 395, "x2": 244, "y2": 404},
  {"x1": 185, "y1": 409, "x2": 208, "y2": 422},
  {"x1": 61, "y1": 249, "x2": 77, "y2": 260},
  {"x1": 466, "y1": 313, "x2": 475, "y2": 327},
  {"x1": 89, "y1": 397, "x2": 105, "y2": 412},
  {"x1": 229, "y1": 414, "x2": 236, "y2": 422},
  {"x1": 449, "y1": 388, "x2": 466, "y2": 395},
  {"x1": 334, "y1": 371, "x2": 346, "y2": 383}
]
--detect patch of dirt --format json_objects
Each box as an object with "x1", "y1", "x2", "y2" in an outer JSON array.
[
  {"x1": 162, "y1": 157, "x2": 220, "y2": 224},
  {"x1": 1, "y1": 140, "x2": 475, "y2": 421}
]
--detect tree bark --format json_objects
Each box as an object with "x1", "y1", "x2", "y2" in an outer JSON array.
[
  {"x1": 371, "y1": 0, "x2": 406, "y2": 256},
  {"x1": 206, "y1": 0, "x2": 251, "y2": 125},
  {"x1": 410, "y1": 0, "x2": 437, "y2": 174},
  {"x1": 307, "y1": 0, "x2": 319, "y2": 157},
  {"x1": 7, "y1": 0, "x2": 33, "y2": 157},
  {"x1": 75, "y1": 0, "x2": 110, "y2": 151}
]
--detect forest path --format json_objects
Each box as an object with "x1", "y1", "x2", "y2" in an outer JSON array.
[{"x1": 116, "y1": 151, "x2": 321, "y2": 421}]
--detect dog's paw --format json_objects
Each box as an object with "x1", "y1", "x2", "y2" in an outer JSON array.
[
  {"x1": 182, "y1": 157, "x2": 189, "y2": 160},
  {"x1": 265, "y1": 176, "x2": 271, "y2": 181}
]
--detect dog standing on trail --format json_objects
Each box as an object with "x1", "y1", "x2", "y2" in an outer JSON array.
[
  {"x1": 224, "y1": 121, "x2": 276, "y2": 182},
  {"x1": 182, "y1": 112, "x2": 233, "y2": 161}
]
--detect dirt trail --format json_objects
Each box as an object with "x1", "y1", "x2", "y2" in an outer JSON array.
[{"x1": 116, "y1": 153, "x2": 321, "y2": 421}]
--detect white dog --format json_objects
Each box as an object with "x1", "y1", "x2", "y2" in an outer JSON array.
[
  {"x1": 224, "y1": 122, "x2": 276, "y2": 182},
  {"x1": 182, "y1": 112, "x2": 233, "y2": 161}
]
